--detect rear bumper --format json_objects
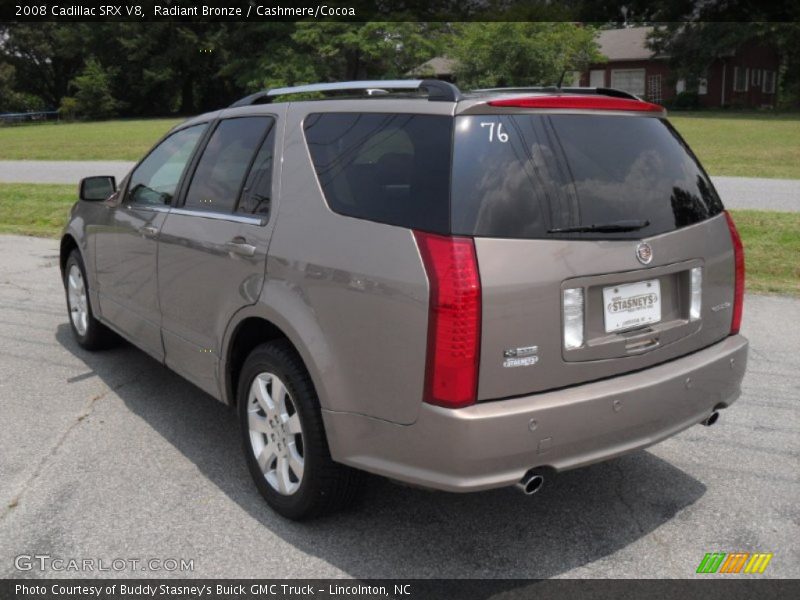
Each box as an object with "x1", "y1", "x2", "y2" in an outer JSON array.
[{"x1": 323, "y1": 335, "x2": 748, "y2": 492}]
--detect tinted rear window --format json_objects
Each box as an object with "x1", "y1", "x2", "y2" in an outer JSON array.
[
  {"x1": 451, "y1": 114, "x2": 723, "y2": 239},
  {"x1": 304, "y1": 113, "x2": 452, "y2": 233}
]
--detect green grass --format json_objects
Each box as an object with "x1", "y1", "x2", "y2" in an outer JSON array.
[
  {"x1": 0, "y1": 183, "x2": 75, "y2": 237},
  {"x1": 728, "y1": 209, "x2": 800, "y2": 296},
  {"x1": 669, "y1": 112, "x2": 800, "y2": 179},
  {"x1": 1, "y1": 184, "x2": 797, "y2": 296},
  {"x1": 0, "y1": 119, "x2": 181, "y2": 161},
  {"x1": 1, "y1": 112, "x2": 799, "y2": 178}
]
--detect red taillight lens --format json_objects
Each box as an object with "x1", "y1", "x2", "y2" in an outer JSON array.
[
  {"x1": 724, "y1": 211, "x2": 745, "y2": 334},
  {"x1": 414, "y1": 231, "x2": 481, "y2": 409},
  {"x1": 487, "y1": 95, "x2": 664, "y2": 113}
]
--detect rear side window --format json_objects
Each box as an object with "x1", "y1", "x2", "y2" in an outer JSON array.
[
  {"x1": 184, "y1": 117, "x2": 273, "y2": 213},
  {"x1": 451, "y1": 114, "x2": 723, "y2": 239},
  {"x1": 238, "y1": 120, "x2": 277, "y2": 216},
  {"x1": 304, "y1": 113, "x2": 453, "y2": 233}
]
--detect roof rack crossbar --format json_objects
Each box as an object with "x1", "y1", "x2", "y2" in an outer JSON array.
[
  {"x1": 229, "y1": 79, "x2": 461, "y2": 107},
  {"x1": 470, "y1": 86, "x2": 640, "y2": 101}
]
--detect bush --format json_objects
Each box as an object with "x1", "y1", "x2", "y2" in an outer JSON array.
[
  {"x1": 58, "y1": 97, "x2": 79, "y2": 121},
  {"x1": 69, "y1": 58, "x2": 119, "y2": 120},
  {"x1": 668, "y1": 91, "x2": 700, "y2": 110}
]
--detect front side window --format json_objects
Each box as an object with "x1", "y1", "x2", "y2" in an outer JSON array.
[
  {"x1": 304, "y1": 113, "x2": 453, "y2": 233},
  {"x1": 127, "y1": 124, "x2": 206, "y2": 206},
  {"x1": 184, "y1": 117, "x2": 273, "y2": 213},
  {"x1": 451, "y1": 114, "x2": 723, "y2": 240}
]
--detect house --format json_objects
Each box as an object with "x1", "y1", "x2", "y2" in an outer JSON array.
[
  {"x1": 580, "y1": 26, "x2": 779, "y2": 108},
  {"x1": 410, "y1": 26, "x2": 779, "y2": 108}
]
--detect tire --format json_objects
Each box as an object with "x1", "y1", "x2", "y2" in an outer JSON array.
[
  {"x1": 238, "y1": 340, "x2": 365, "y2": 520},
  {"x1": 64, "y1": 250, "x2": 116, "y2": 350}
]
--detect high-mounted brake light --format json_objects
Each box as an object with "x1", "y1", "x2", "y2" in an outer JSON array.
[
  {"x1": 487, "y1": 95, "x2": 664, "y2": 113},
  {"x1": 414, "y1": 231, "x2": 481, "y2": 409},
  {"x1": 724, "y1": 211, "x2": 745, "y2": 335}
]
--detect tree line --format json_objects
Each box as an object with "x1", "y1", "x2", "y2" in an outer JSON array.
[{"x1": 0, "y1": 22, "x2": 797, "y2": 119}]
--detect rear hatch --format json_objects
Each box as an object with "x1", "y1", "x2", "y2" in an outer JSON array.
[{"x1": 452, "y1": 97, "x2": 737, "y2": 401}]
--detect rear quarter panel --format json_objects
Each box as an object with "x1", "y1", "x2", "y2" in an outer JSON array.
[{"x1": 262, "y1": 100, "x2": 450, "y2": 424}]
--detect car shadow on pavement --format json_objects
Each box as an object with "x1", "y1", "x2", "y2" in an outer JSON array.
[{"x1": 56, "y1": 324, "x2": 707, "y2": 581}]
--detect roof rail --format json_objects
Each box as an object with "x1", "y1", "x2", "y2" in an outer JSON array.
[
  {"x1": 470, "y1": 86, "x2": 641, "y2": 101},
  {"x1": 228, "y1": 79, "x2": 461, "y2": 107}
]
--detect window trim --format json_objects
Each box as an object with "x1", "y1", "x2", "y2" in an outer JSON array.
[{"x1": 176, "y1": 115, "x2": 277, "y2": 223}]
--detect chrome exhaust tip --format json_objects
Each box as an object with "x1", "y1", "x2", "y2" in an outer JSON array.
[
  {"x1": 515, "y1": 472, "x2": 545, "y2": 496},
  {"x1": 702, "y1": 411, "x2": 720, "y2": 427}
]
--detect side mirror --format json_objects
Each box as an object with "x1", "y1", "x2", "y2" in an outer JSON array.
[{"x1": 79, "y1": 176, "x2": 116, "y2": 202}]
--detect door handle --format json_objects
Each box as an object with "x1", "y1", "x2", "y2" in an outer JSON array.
[
  {"x1": 226, "y1": 237, "x2": 256, "y2": 257},
  {"x1": 140, "y1": 225, "x2": 159, "y2": 238}
]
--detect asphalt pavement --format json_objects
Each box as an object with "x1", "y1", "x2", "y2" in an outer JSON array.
[
  {"x1": 0, "y1": 235, "x2": 798, "y2": 579},
  {"x1": 0, "y1": 160, "x2": 798, "y2": 213}
]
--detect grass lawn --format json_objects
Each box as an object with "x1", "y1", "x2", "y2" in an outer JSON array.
[
  {"x1": 0, "y1": 183, "x2": 75, "y2": 237},
  {"x1": 1, "y1": 183, "x2": 797, "y2": 296},
  {"x1": 669, "y1": 111, "x2": 800, "y2": 179},
  {"x1": 0, "y1": 119, "x2": 181, "y2": 161},
  {"x1": 0, "y1": 111, "x2": 799, "y2": 178}
]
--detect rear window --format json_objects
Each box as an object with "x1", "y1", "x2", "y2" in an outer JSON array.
[
  {"x1": 304, "y1": 113, "x2": 452, "y2": 233},
  {"x1": 451, "y1": 114, "x2": 723, "y2": 239}
]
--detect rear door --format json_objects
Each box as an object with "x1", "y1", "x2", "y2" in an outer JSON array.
[
  {"x1": 157, "y1": 111, "x2": 283, "y2": 397},
  {"x1": 451, "y1": 108, "x2": 736, "y2": 401}
]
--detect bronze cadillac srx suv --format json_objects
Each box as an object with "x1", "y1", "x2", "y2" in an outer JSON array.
[{"x1": 61, "y1": 80, "x2": 748, "y2": 519}]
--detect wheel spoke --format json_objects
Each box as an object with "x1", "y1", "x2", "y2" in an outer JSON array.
[
  {"x1": 248, "y1": 411, "x2": 271, "y2": 435},
  {"x1": 286, "y1": 413, "x2": 302, "y2": 435},
  {"x1": 257, "y1": 441, "x2": 277, "y2": 474},
  {"x1": 253, "y1": 376, "x2": 273, "y2": 415},
  {"x1": 272, "y1": 378, "x2": 287, "y2": 417},
  {"x1": 275, "y1": 456, "x2": 291, "y2": 494}
]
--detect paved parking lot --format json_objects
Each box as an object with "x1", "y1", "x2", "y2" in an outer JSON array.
[{"x1": 0, "y1": 235, "x2": 798, "y2": 579}]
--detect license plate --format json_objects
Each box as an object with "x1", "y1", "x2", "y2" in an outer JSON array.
[{"x1": 603, "y1": 279, "x2": 661, "y2": 333}]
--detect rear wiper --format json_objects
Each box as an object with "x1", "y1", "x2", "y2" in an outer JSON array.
[{"x1": 547, "y1": 219, "x2": 650, "y2": 234}]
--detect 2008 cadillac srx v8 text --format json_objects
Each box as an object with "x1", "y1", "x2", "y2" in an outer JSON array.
[{"x1": 61, "y1": 80, "x2": 748, "y2": 519}]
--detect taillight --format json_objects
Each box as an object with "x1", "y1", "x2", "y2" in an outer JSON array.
[
  {"x1": 414, "y1": 231, "x2": 481, "y2": 409},
  {"x1": 487, "y1": 95, "x2": 665, "y2": 113},
  {"x1": 724, "y1": 211, "x2": 745, "y2": 334}
]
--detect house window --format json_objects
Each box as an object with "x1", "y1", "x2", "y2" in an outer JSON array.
[
  {"x1": 752, "y1": 69, "x2": 761, "y2": 86},
  {"x1": 610, "y1": 69, "x2": 645, "y2": 97},
  {"x1": 676, "y1": 79, "x2": 686, "y2": 94},
  {"x1": 589, "y1": 69, "x2": 605, "y2": 88},
  {"x1": 698, "y1": 77, "x2": 708, "y2": 95},
  {"x1": 763, "y1": 70, "x2": 776, "y2": 94},
  {"x1": 733, "y1": 67, "x2": 749, "y2": 92},
  {"x1": 647, "y1": 75, "x2": 662, "y2": 104}
]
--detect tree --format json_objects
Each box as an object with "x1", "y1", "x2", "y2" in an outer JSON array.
[
  {"x1": 449, "y1": 23, "x2": 603, "y2": 89},
  {"x1": 648, "y1": 22, "x2": 800, "y2": 107},
  {"x1": 290, "y1": 22, "x2": 447, "y2": 84},
  {"x1": 70, "y1": 58, "x2": 119, "y2": 119}
]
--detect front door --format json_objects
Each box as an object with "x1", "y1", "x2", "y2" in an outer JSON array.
[
  {"x1": 157, "y1": 113, "x2": 282, "y2": 396},
  {"x1": 94, "y1": 123, "x2": 207, "y2": 360}
]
